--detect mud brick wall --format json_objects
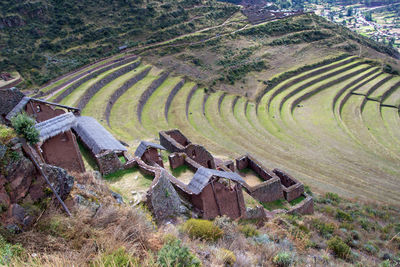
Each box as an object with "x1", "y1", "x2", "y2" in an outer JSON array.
[
  {"x1": 95, "y1": 151, "x2": 122, "y2": 175},
  {"x1": 169, "y1": 153, "x2": 185, "y2": 169},
  {"x1": 248, "y1": 177, "x2": 284, "y2": 203},
  {"x1": 273, "y1": 168, "x2": 304, "y2": 202},
  {"x1": 54, "y1": 56, "x2": 138, "y2": 103},
  {"x1": 184, "y1": 144, "x2": 215, "y2": 169},
  {"x1": 287, "y1": 194, "x2": 314, "y2": 215}
]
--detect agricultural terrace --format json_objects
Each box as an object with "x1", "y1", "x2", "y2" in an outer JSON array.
[{"x1": 33, "y1": 51, "x2": 400, "y2": 206}]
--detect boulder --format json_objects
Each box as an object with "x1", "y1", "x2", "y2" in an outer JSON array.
[
  {"x1": 42, "y1": 164, "x2": 74, "y2": 200},
  {"x1": 5, "y1": 155, "x2": 36, "y2": 202},
  {"x1": 146, "y1": 171, "x2": 186, "y2": 222}
]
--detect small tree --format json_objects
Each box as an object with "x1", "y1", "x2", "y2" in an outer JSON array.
[{"x1": 11, "y1": 113, "x2": 39, "y2": 145}]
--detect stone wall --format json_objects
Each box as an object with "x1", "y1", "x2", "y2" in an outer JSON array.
[
  {"x1": 159, "y1": 129, "x2": 190, "y2": 152},
  {"x1": 247, "y1": 177, "x2": 284, "y2": 203},
  {"x1": 185, "y1": 85, "x2": 198, "y2": 118},
  {"x1": 287, "y1": 194, "x2": 314, "y2": 215},
  {"x1": 184, "y1": 144, "x2": 215, "y2": 169},
  {"x1": 95, "y1": 151, "x2": 122, "y2": 175},
  {"x1": 54, "y1": 56, "x2": 138, "y2": 103},
  {"x1": 77, "y1": 61, "x2": 141, "y2": 110},
  {"x1": 168, "y1": 153, "x2": 185, "y2": 169},
  {"x1": 193, "y1": 182, "x2": 246, "y2": 220},
  {"x1": 105, "y1": 67, "x2": 151, "y2": 125},
  {"x1": 36, "y1": 55, "x2": 138, "y2": 98},
  {"x1": 137, "y1": 72, "x2": 169, "y2": 123},
  {"x1": 164, "y1": 79, "x2": 185, "y2": 122},
  {"x1": 273, "y1": 168, "x2": 304, "y2": 202},
  {"x1": 142, "y1": 148, "x2": 163, "y2": 167}
]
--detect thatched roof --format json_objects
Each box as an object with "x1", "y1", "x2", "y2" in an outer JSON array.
[
  {"x1": 187, "y1": 167, "x2": 246, "y2": 195},
  {"x1": 73, "y1": 116, "x2": 127, "y2": 155},
  {"x1": 35, "y1": 112, "x2": 77, "y2": 141},
  {"x1": 134, "y1": 141, "x2": 165, "y2": 157},
  {"x1": 5, "y1": 97, "x2": 30, "y2": 121}
]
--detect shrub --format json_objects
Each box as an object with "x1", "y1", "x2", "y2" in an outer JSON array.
[
  {"x1": 272, "y1": 252, "x2": 294, "y2": 267},
  {"x1": 239, "y1": 224, "x2": 259, "y2": 237},
  {"x1": 182, "y1": 219, "x2": 223, "y2": 241},
  {"x1": 0, "y1": 235, "x2": 24, "y2": 265},
  {"x1": 311, "y1": 219, "x2": 336, "y2": 238},
  {"x1": 0, "y1": 125, "x2": 16, "y2": 144},
  {"x1": 157, "y1": 239, "x2": 201, "y2": 267},
  {"x1": 99, "y1": 247, "x2": 137, "y2": 267},
  {"x1": 336, "y1": 209, "x2": 353, "y2": 222},
  {"x1": 324, "y1": 192, "x2": 340, "y2": 204},
  {"x1": 218, "y1": 248, "x2": 236, "y2": 266},
  {"x1": 327, "y1": 236, "x2": 351, "y2": 259},
  {"x1": 11, "y1": 113, "x2": 39, "y2": 144}
]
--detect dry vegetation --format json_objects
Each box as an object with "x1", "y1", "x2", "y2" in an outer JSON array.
[{"x1": 1, "y1": 171, "x2": 399, "y2": 266}]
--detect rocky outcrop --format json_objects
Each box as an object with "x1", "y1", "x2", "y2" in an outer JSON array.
[
  {"x1": 146, "y1": 171, "x2": 189, "y2": 222},
  {"x1": 0, "y1": 140, "x2": 75, "y2": 230},
  {"x1": 42, "y1": 164, "x2": 74, "y2": 200}
]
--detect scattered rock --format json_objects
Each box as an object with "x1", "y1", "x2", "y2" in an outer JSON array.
[
  {"x1": 111, "y1": 191, "x2": 124, "y2": 204},
  {"x1": 0, "y1": 144, "x2": 6, "y2": 159}
]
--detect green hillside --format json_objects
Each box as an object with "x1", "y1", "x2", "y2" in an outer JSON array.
[{"x1": 0, "y1": 0, "x2": 238, "y2": 86}]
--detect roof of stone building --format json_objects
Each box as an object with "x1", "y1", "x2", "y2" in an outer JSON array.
[
  {"x1": 5, "y1": 97, "x2": 30, "y2": 121},
  {"x1": 35, "y1": 112, "x2": 77, "y2": 141},
  {"x1": 73, "y1": 116, "x2": 127, "y2": 155},
  {"x1": 0, "y1": 88, "x2": 25, "y2": 116},
  {"x1": 187, "y1": 167, "x2": 246, "y2": 195},
  {"x1": 134, "y1": 141, "x2": 165, "y2": 157}
]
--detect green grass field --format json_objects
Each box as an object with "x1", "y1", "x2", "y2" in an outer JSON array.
[{"x1": 36, "y1": 53, "x2": 400, "y2": 205}]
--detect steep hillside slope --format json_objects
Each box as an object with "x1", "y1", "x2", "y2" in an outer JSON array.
[{"x1": 0, "y1": 0, "x2": 238, "y2": 86}]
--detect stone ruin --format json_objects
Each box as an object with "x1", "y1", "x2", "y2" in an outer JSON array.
[{"x1": 126, "y1": 130, "x2": 314, "y2": 221}]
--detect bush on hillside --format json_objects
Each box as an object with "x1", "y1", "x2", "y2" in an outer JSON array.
[
  {"x1": 239, "y1": 224, "x2": 259, "y2": 238},
  {"x1": 157, "y1": 239, "x2": 201, "y2": 267},
  {"x1": 0, "y1": 125, "x2": 16, "y2": 144},
  {"x1": 98, "y1": 247, "x2": 137, "y2": 267},
  {"x1": 217, "y1": 248, "x2": 236, "y2": 266},
  {"x1": 182, "y1": 219, "x2": 223, "y2": 241},
  {"x1": 272, "y1": 251, "x2": 294, "y2": 267},
  {"x1": 327, "y1": 236, "x2": 351, "y2": 259},
  {"x1": 11, "y1": 113, "x2": 39, "y2": 144}
]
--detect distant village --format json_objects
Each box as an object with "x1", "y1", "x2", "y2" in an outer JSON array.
[{"x1": 309, "y1": 2, "x2": 400, "y2": 50}]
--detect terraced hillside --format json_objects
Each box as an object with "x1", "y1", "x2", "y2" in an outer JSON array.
[{"x1": 35, "y1": 52, "x2": 400, "y2": 205}]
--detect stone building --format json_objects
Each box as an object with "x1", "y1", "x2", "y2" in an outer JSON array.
[
  {"x1": 34, "y1": 113, "x2": 85, "y2": 173},
  {"x1": 185, "y1": 167, "x2": 246, "y2": 219},
  {"x1": 134, "y1": 141, "x2": 165, "y2": 167},
  {"x1": 73, "y1": 116, "x2": 127, "y2": 175}
]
